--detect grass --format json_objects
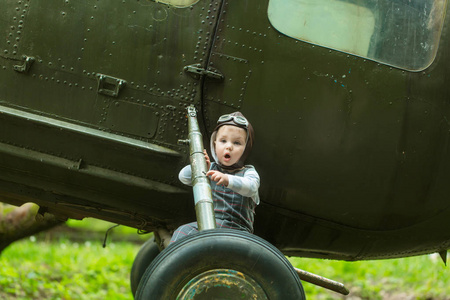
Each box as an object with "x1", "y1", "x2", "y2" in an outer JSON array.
[
  {"x1": 289, "y1": 255, "x2": 450, "y2": 299},
  {"x1": 1, "y1": 219, "x2": 450, "y2": 299},
  {"x1": 0, "y1": 238, "x2": 140, "y2": 300},
  {"x1": 0, "y1": 219, "x2": 143, "y2": 300}
]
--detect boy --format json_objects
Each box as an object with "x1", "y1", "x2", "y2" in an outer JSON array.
[{"x1": 170, "y1": 112, "x2": 260, "y2": 243}]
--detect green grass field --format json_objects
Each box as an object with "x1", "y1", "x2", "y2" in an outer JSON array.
[
  {"x1": 291, "y1": 255, "x2": 450, "y2": 299},
  {"x1": 0, "y1": 239, "x2": 137, "y2": 300},
  {"x1": 0, "y1": 219, "x2": 449, "y2": 299}
]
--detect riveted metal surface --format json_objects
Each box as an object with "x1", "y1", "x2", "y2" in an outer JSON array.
[
  {"x1": 1, "y1": 0, "x2": 450, "y2": 261},
  {"x1": 200, "y1": 0, "x2": 450, "y2": 260},
  {"x1": 0, "y1": 0, "x2": 224, "y2": 146},
  {"x1": 0, "y1": 0, "x2": 29, "y2": 58},
  {"x1": 0, "y1": 0, "x2": 222, "y2": 227}
]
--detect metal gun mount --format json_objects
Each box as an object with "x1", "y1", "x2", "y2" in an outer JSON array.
[{"x1": 181, "y1": 106, "x2": 216, "y2": 231}]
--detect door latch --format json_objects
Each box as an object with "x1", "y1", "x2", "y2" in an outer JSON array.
[
  {"x1": 96, "y1": 73, "x2": 126, "y2": 97},
  {"x1": 184, "y1": 64, "x2": 224, "y2": 80}
]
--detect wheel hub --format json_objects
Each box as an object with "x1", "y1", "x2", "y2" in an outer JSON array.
[{"x1": 177, "y1": 269, "x2": 268, "y2": 299}]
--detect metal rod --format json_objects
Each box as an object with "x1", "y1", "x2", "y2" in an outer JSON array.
[
  {"x1": 294, "y1": 267, "x2": 350, "y2": 295},
  {"x1": 185, "y1": 106, "x2": 216, "y2": 231}
]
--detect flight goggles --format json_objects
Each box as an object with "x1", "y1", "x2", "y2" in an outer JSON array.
[{"x1": 217, "y1": 114, "x2": 249, "y2": 128}]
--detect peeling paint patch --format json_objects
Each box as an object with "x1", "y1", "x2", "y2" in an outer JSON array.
[{"x1": 312, "y1": 71, "x2": 349, "y2": 89}]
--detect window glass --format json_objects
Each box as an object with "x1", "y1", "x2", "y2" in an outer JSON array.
[
  {"x1": 154, "y1": 0, "x2": 199, "y2": 7},
  {"x1": 268, "y1": 0, "x2": 447, "y2": 71}
]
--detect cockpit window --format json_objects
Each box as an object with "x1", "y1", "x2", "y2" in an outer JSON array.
[
  {"x1": 268, "y1": 0, "x2": 447, "y2": 71},
  {"x1": 154, "y1": 0, "x2": 199, "y2": 7}
]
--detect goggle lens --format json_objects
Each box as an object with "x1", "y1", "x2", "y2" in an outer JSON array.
[{"x1": 217, "y1": 114, "x2": 249, "y2": 127}]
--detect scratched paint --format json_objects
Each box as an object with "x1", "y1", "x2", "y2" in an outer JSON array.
[{"x1": 312, "y1": 71, "x2": 349, "y2": 89}]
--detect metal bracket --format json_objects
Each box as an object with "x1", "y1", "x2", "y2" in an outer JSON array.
[
  {"x1": 96, "y1": 73, "x2": 126, "y2": 97},
  {"x1": 184, "y1": 64, "x2": 224, "y2": 80},
  {"x1": 13, "y1": 55, "x2": 35, "y2": 73}
]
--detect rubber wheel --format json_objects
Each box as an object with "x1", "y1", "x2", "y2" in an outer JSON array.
[
  {"x1": 130, "y1": 237, "x2": 160, "y2": 297},
  {"x1": 136, "y1": 229, "x2": 305, "y2": 299}
]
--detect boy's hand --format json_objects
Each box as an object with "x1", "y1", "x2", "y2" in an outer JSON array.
[
  {"x1": 203, "y1": 149, "x2": 211, "y2": 170},
  {"x1": 206, "y1": 170, "x2": 229, "y2": 187}
]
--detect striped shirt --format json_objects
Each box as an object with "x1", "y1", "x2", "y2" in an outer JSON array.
[{"x1": 178, "y1": 162, "x2": 260, "y2": 232}]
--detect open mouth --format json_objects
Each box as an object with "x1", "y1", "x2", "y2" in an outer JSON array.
[{"x1": 224, "y1": 154, "x2": 231, "y2": 160}]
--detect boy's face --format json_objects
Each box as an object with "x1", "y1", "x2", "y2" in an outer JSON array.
[{"x1": 214, "y1": 125, "x2": 247, "y2": 167}]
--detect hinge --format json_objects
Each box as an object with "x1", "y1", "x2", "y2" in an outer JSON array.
[
  {"x1": 184, "y1": 64, "x2": 224, "y2": 80},
  {"x1": 13, "y1": 55, "x2": 35, "y2": 73}
]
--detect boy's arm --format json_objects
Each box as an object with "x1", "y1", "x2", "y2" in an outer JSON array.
[
  {"x1": 227, "y1": 168, "x2": 260, "y2": 204},
  {"x1": 178, "y1": 150, "x2": 210, "y2": 186}
]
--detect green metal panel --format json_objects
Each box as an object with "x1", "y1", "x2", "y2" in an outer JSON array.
[
  {"x1": 0, "y1": 0, "x2": 223, "y2": 229},
  {"x1": 0, "y1": 0, "x2": 450, "y2": 260},
  {"x1": 202, "y1": 0, "x2": 450, "y2": 259}
]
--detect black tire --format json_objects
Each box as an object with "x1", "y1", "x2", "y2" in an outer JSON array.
[
  {"x1": 130, "y1": 237, "x2": 160, "y2": 297},
  {"x1": 136, "y1": 229, "x2": 305, "y2": 299}
]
